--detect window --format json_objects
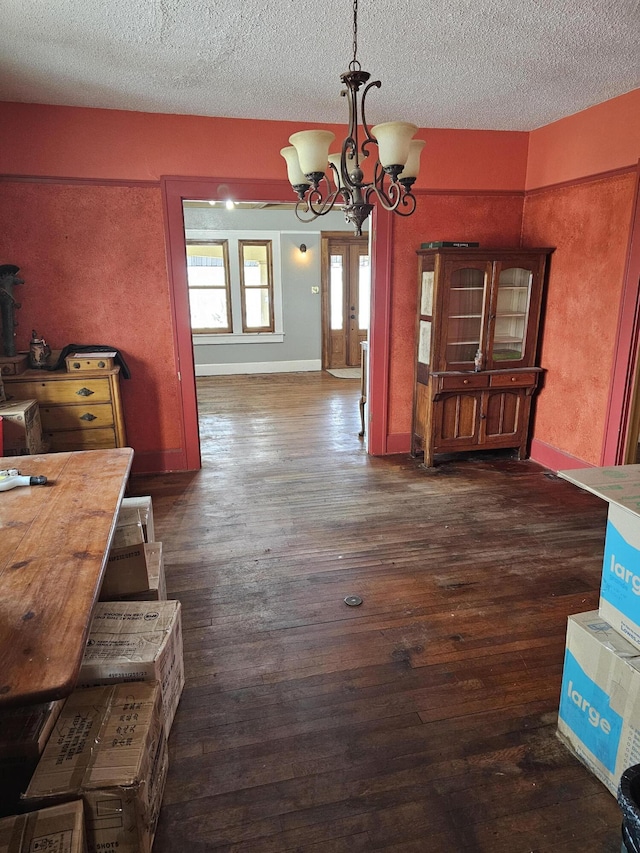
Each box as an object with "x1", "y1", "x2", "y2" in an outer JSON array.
[
  {"x1": 186, "y1": 241, "x2": 232, "y2": 333},
  {"x1": 183, "y1": 226, "x2": 284, "y2": 343},
  {"x1": 239, "y1": 241, "x2": 274, "y2": 332}
]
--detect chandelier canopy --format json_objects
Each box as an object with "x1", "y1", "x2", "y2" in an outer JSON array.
[{"x1": 281, "y1": 0, "x2": 425, "y2": 236}]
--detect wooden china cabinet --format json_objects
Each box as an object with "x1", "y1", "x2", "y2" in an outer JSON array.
[{"x1": 411, "y1": 247, "x2": 553, "y2": 467}]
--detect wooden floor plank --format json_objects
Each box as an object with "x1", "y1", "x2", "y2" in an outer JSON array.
[{"x1": 130, "y1": 372, "x2": 623, "y2": 852}]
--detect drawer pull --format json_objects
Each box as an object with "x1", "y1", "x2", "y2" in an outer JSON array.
[
  {"x1": 463, "y1": 379, "x2": 469, "y2": 384},
  {"x1": 80, "y1": 413, "x2": 97, "y2": 421},
  {"x1": 510, "y1": 376, "x2": 516, "y2": 382},
  {"x1": 76, "y1": 387, "x2": 95, "y2": 397}
]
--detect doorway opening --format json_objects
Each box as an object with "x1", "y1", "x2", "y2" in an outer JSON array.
[{"x1": 163, "y1": 176, "x2": 394, "y2": 470}]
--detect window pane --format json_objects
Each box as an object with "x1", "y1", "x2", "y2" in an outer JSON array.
[
  {"x1": 189, "y1": 288, "x2": 229, "y2": 330},
  {"x1": 245, "y1": 288, "x2": 270, "y2": 328},
  {"x1": 358, "y1": 254, "x2": 370, "y2": 330},
  {"x1": 330, "y1": 254, "x2": 343, "y2": 330},
  {"x1": 186, "y1": 241, "x2": 231, "y2": 332}
]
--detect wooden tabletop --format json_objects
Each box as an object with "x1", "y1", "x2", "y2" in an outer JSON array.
[{"x1": 0, "y1": 448, "x2": 133, "y2": 707}]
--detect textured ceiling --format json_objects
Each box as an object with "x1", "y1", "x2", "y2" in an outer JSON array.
[{"x1": 1, "y1": 0, "x2": 639, "y2": 131}]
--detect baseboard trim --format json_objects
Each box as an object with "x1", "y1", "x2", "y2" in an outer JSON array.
[
  {"x1": 130, "y1": 448, "x2": 190, "y2": 475},
  {"x1": 385, "y1": 432, "x2": 412, "y2": 455},
  {"x1": 195, "y1": 360, "x2": 322, "y2": 376},
  {"x1": 529, "y1": 438, "x2": 593, "y2": 472}
]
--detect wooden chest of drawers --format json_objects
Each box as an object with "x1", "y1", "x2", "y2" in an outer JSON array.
[{"x1": 3, "y1": 367, "x2": 126, "y2": 452}]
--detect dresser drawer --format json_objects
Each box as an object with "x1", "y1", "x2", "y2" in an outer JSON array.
[
  {"x1": 45, "y1": 427, "x2": 117, "y2": 451},
  {"x1": 7, "y1": 377, "x2": 113, "y2": 406},
  {"x1": 489, "y1": 371, "x2": 538, "y2": 388},
  {"x1": 40, "y1": 403, "x2": 115, "y2": 432},
  {"x1": 437, "y1": 373, "x2": 489, "y2": 391}
]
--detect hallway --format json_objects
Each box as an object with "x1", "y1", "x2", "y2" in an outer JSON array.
[{"x1": 131, "y1": 371, "x2": 621, "y2": 852}]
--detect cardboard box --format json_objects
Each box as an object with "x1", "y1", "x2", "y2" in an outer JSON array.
[
  {"x1": 0, "y1": 700, "x2": 64, "y2": 763},
  {"x1": 120, "y1": 496, "x2": 155, "y2": 542},
  {"x1": 0, "y1": 701, "x2": 65, "y2": 818},
  {"x1": 599, "y1": 502, "x2": 640, "y2": 650},
  {"x1": 111, "y1": 513, "x2": 145, "y2": 549},
  {"x1": 101, "y1": 542, "x2": 149, "y2": 599},
  {"x1": 100, "y1": 541, "x2": 166, "y2": 601},
  {"x1": 557, "y1": 610, "x2": 640, "y2": 797},
  {"x1": 113, "y1": 542, "x2": 167, "y2": 602},
  {"x1": 0, "y1": 800, "x2": 86, "y2": 853},
  {"x1": 0, "y1": 400, "x2": 45, "y2": 456},
  {"x1": 79, "y1": 600, "x2": 183, "y2": 735},
  {"x1": 24, "y1": 683, "x2": 168, "y2": 853}
]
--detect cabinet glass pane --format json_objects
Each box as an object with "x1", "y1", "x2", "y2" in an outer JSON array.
[
  {"x1": 418, "y1": 320, "x2": 432, "y2": 365},
  {"x1": 493, "y1": 266, "x2": 532, "y2": 362},
  {"x1": 446, "y1": 267, "x2": 484, "y2": 364}
]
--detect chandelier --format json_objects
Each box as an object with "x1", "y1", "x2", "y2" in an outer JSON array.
[{"x1": 280, "y1": 0, "x2": 425, "y2": 236}]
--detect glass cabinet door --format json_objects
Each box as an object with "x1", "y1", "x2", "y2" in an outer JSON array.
[
  {"x1": 445, "y1": 266, "x2": 486, "y2": 367},
  {"x1": 489, "y1": 265, "x2": 532, "y2": 365}
]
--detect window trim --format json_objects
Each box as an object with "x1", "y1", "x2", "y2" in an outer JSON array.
[
  {"x1": 184, "y1": 229, "x2": 284, "y2": 343},
  {"x1": 185, "y1": 239, "x2": 233, "y2": 334}
]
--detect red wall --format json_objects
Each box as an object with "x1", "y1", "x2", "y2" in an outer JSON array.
[
  {"x1": 0, "y1": 102, "x2": 530, "y2": 472},
  {"x1": 527, "y1": 90, "x2": 640, "y2": 189},
  {"x1": 523, "y1": 172, "x2": 637, "y2": 465},
  {"x1": 1, "y1": 93, "x2": 638, "y2": 472}
]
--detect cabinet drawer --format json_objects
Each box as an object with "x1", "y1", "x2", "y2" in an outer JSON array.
[
  {"x1": 489, "y1": 372, "x2": 538, "y2": 388},
  {"x1": 437, "y1": 373, "x2": 489, "y2": 391},
  {"x1": 40, "y1": 403, "x2": 115, "y2": 432},
  {"x1": 45, "y1": 427, "x2": 117, "y2": 451},
  {"x1": 6, "y1": 377, "x2": 113, "y2": 406}
]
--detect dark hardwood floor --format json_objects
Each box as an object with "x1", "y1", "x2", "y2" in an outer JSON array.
[{"x1": 130, "y1": 372, "x2": 622, "y2": 852}]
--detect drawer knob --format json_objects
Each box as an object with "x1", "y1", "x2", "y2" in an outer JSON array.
[
  {"x1": 80, "y1": 413, "x2": 97, "y2": 422},
  {"x1": 463, "y1": 379, "x2": 469, "y2": 384},
  {"x1": 76, "y1": 387, "x2": 95, "y2": 397},
  {"x1": 511, "y1": 376, "x2": 516, "y2": 382}
]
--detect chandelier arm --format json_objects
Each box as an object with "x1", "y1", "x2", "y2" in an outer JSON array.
[
  {"x1": 363, "y1": 176, "x2": 405, "y2": 213},
  {"x1": 391, "y1": 191, "x2": 418, "y2": 217},
  {"x1": 294, "y1": 182, "x2": 344, "y2": 223},
  {"x1": 359, "y1": 79, "x2": 382, "y2": 152}
]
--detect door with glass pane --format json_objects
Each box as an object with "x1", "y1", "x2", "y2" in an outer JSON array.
[
  {"x1": 486, "y1": 258, "x2": 537, "y2": 368},
  {"x1": 440, "y1": 260, "x2": 489, "y2": 371},
  {"x1": 321, "y1": 234, "x2": 369, "y2": 369}
]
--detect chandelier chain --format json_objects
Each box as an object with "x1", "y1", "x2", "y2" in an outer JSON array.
[{"x1": 350, "y1": 0, "x2": 360, "y2": 71}]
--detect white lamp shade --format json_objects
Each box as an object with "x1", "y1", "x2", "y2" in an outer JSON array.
[
  {"x1": 280, "y1": 146, "x2": 308, "y2": 186},
  {"x1": 371, "y1": 121, "x2": 418, "y2": 168},
  {"x1": 289, "y1": 130, "x2": 336, "y2": 176},
  {"x1": 399, "y1": 138, "x2": 426, "y2": 179}
]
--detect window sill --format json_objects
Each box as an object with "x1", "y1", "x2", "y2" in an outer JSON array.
[{"x1": 193, "y1": 333, "x2": 284, "y2": 345}]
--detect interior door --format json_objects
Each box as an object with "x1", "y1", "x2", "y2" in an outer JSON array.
[{"x1": 322, "y1": 234, "x2": 369, "y2": 369}]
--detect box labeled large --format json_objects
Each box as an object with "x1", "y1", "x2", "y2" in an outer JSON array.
[
  {"x1": 24, "y1": 682, "x2": 168, "y2": 853},
  {"x1": 557, "y1": 610, "x2": 640, "y2": 796},
  {"x1": 0, "y1": 800, "x2": 86, "y2": 853},
  {"x1": 599, "y1": 502, "x2": 640, "y2": 650},
  {"x1": 79, "y1": 600, "x2": 184, "y2": 735},
  {"x1": 0, "y1": 399, "x2": 44, "y2": 455}
]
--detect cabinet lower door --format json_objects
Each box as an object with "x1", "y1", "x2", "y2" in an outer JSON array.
[
  {"x1": 480, "y1": 389, "x2": 530, "y2": 448},
  {"x1": 433, "y1": 392, "x2": 481, "y2": 451}
]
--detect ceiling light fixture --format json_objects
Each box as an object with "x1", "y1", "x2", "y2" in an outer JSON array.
[{"x1": 280, "y1": 0, "x2": 425, "y2": 236}]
